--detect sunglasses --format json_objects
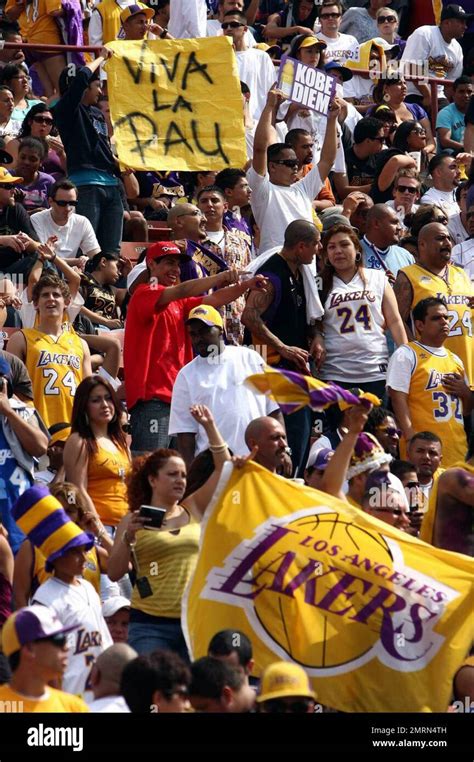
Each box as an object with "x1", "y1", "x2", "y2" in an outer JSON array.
[
  {"x1": 271, "y1": 159, "x2": 299, "y2": 168},
  {"x1": 122, "y1": 423, "x2": 132, "y2": 434},
  {"x1": 264, "y1": 698, "x2": 313, "y2": 713},
  {"x1": 405, "y1": 481, "x2": 420, "y2": 490},
  {"x1": 37, "y1": 633, "x2": 68, "y2": 648},
  {"x1": 377, "y1": 426, "x2": 402, "y2": 437},
  {"x1": 396, "y1": 185, "x2": 418, "y2": 194},
  {"x1": 221, "y1": 21, "x2": 244, "y2": 29},
  {"x1": 320, "y1": 12, "x2": 341, "y2": 18},
  {"x1": 378, "y1": 15, "x2": 397, "y2": 23},
  {"x1": 374, "y1": 508, "x2": 406, "y2": 517},
  {"x1": 0, "y1": 183, "x2": 15, "y2": 189},
  {"x1": 32, "y1": 116, "x2": 53, "y2": 125},
  {"x1": 53, "y1": 199, "x2": 78, "y2": 207}
]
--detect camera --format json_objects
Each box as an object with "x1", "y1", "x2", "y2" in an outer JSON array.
[{"x1": 139, "y1": 505, "x2": 166, "y2": 529}]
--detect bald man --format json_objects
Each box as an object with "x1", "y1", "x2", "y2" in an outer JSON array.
[
  {"x1": 167, "y1": 203, "x2": 228, "y2": 282},
  {"x1": 127, "y1": 203, "x2": 228, "y2": 293},
  {"x1": 394, "y1": 222, "x2": 474, "y2": 386},
  {"x1": 88, "y1": 643, "x2": 137, "y2": 713},
  {"x1": 244, "y1": 416, "x2": 292, "y2": 474},
  {"x1": 360, "y1": 204, "x2": 414, "y2": 283}
]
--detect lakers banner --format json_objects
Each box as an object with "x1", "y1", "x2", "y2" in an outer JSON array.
[
  {"x1": 183, "y1": 461, "x2": 474, "y2": 712},
  {"x1": 106, "y1": 37, "x2": 247, "y2": 171}
]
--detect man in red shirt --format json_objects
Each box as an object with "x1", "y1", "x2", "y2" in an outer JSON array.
[{"x1": 124, "y1": 241, "x2": 266, "y2": 454}]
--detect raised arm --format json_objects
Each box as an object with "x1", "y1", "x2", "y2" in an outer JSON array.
[
  {"x1": 319, "y1": 404, "x2": 371, "y2": 500},
  {"x1": 183, "y1": 405, "x2": 231, "y2": 520},
  {"x1": 317, "y1": 99, "x2": 342, "y2": 182},
  {"x1": 156, "y1": 269, "x2": 239, "y2": 308},
  {"x1": 203, "y1": 274, "x2": 269, "y2": 309},
  {"x1": 377, "y1": 155, "x2": 417, "y2": 193},
  {"x1": 253, "y1": 88, "x2": 284, "y2": 177}
]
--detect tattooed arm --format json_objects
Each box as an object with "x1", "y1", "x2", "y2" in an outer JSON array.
[
  {"x1": 434, "y1": 467, "x2": 474, "y2": 556},
  {"x1": 393, "y1": 271, "x2": 414, "y2": 340},
  {"x1": 241, "y1": 283, "x2": 310, "y2": 372}
]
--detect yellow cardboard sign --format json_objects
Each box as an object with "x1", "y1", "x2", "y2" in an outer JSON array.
[
  {"x1": 106, "y1": 37, "x2": 247, "y2": 172},
  {"x1": 183, "y1": 461, "x2": 474, "y2": 712}
]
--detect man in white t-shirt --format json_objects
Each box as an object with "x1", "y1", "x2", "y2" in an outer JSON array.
[
  {"x1": 31, "y1": 180, "x2": 100, "y2": 268},
  {"x1": 222, "y1": 10, "x2": 275, "y2": 121},
  {"x1": 420, "y1": 153, "x2": 461, "y2": 218},
  {"x1": 247, "y1": 87, "x2": 340, "y2": 254},
  {"x1": 207, "y1": 0, "x2": 257, "y2": 47},
  {"x1": 316, "y1": 1, "x2": 359, "y2": 63},
  {"x1": 169, "y1": 304, "x2": 283, "y2": 464},
  {"x1": 401, "y1": 4, "x2": 470, "y2": 105}
]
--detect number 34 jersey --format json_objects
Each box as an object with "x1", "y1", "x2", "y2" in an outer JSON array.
[
  {"x1": 401, "y1": 263, "x2": 473, "y2": 386},
  {"x1": 388, "y1": 341, "x2": 468, "y2": 468},
  {"x1": 22, "y1": 328, "x2": 84, "y2": 429},
  {"x1": 320, "y1": 268, "x2": 388, "y2": 383}
]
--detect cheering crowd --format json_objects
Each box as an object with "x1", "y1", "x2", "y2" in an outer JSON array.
[{"x1": 0, "y1": 0, "x2": 471, "y2": 716}]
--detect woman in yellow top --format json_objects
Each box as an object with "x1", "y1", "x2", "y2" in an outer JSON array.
[
  {"x1": 63, "y1": 377, "x2": 131, "y2": 529},
  {"x1": 108, "y1": 405, "x2": 229, "y2": 660},
  {"x1": 13, "y1": 481, "x2": 112, "y2": 608}
]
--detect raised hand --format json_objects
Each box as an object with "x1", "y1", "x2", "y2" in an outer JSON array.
[{"x1": 190, "y1": 404, "x2": 215, "y2": 428}]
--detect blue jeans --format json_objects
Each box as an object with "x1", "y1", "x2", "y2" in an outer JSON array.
[
  {"x1": 130, "y1": 399, "x2": 172, "y2": 455},
  {"x1": 76, "y1": 184, "x2": 123, "y2": 254},
  {"x1": 128, "y1": 619, "x2": 189, "y2": 662}
]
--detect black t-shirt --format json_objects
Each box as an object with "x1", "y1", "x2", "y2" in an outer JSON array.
[
  {"x1": 0, "y1": 204, "x2": 39, "y2": 269},
  {"x1": 81, "y1": 273, "x2": 119, "y2": 321},
  {"x1": 344, "y1": 146, "x2": 378, "y2": 187}
]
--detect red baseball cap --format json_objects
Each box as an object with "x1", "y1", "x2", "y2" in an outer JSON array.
[{"x1": 145, "y1": 241, "x2": 186, "y2": 265}]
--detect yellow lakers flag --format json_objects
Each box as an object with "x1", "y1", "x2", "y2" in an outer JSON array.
[
  {"x1": 105, "y1": 37, "x2": 247, "y2": 172},
  {"x1": 183, "y1": 461, "x2": 474, "y2": 712}
]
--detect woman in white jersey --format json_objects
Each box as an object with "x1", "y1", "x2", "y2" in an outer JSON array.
[{"x1": 317, "y1": 224, "x2": 407, "y2": 398}]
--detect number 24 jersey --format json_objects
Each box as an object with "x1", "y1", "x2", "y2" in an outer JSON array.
[{"x1": 22, "y1": 328, "x2": 84, "y2": 429}]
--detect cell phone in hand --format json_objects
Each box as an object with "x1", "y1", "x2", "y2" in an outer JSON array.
[{"x1": 139, "y1": 505, "x2": 166, "y2": 529}]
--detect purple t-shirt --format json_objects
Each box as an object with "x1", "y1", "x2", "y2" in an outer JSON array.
[{"x1": 17, "y1": 172, "x2": 55, "y2": 212}]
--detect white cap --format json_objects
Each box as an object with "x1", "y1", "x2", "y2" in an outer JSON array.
[
  {"x1": 386, "y1": 472, "x2": 410, "y2": 511},
  {"x1": 102, "y1": 596, "x2": 131, "y2": 619},
  {"x1": 371, "y1": 36, "x2": 400, "y2": 51}
]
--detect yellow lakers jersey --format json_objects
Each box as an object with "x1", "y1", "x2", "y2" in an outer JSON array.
[
  {"x1": 401, "y1": 263, "x2": 474, "y2": 386},
  {"x1": 23, "y1": 328, "x2": 84, "y2": 429},
  {"x1": 405, "y1": 341, "x2": 468, "y2": 468}
]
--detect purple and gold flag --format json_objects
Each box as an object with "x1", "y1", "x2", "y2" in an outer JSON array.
[{"x1": 245, "y1": 365, "x2": 380, "y2": 414}]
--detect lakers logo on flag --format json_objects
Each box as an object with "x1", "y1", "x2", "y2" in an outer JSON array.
[{"x1": 183, "y1": 461, "x2": 474, "y2": 712}]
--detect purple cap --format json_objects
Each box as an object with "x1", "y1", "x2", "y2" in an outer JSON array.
[{"x1": 307, "y1": 447, "x2": 334, "y2": 470}]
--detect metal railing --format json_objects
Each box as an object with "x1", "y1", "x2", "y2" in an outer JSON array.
[{"x1": 0, "y1": 41, "x2": 452, "y2": 130}]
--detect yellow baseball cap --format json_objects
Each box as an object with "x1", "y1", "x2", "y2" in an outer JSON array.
[
  {"x1": 256, "y1": 662, "x2": 316, "y2": 702},
  {"x1": 120, "y1": 3, "x2": 154, "y2": 24},
  {"x1": 187, "y1": 304, "x2": 223, "y2": 329},
  {"x1": 297, "y1": 36, "x2": 327, "y2": 50},
  {"x1": 0, "y1": 166, "x2": 23, "y2": 183}
]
